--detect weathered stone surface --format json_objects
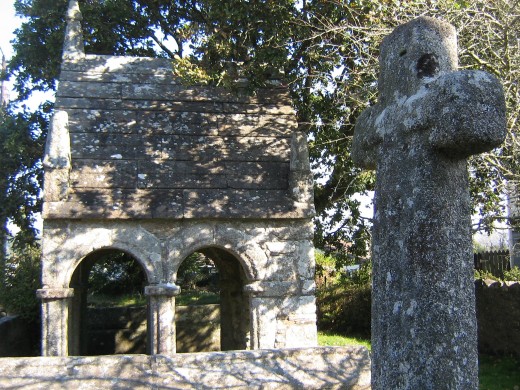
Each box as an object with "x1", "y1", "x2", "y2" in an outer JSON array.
[
  {"x1": 47, "y1": 53, "x2": 307, "y2": 220},
  {"x1": 43, "y1": 111, "x2": 71, "y2": 169},
  {"x1": 352, "y1": 17, "x2": 506, "y2": 390},
  {"x1": 49, "y1": 23, "x2": 304, "y2": 221},
  {"x1": 62, "y1": 0, "x2": 84, "y2": 61},
  {"x1": 40, "y1": 218, "x2": 317, "y2": 354},
  {"x1": 0, "y1": 346, "x2": 371, "y2": 389}
]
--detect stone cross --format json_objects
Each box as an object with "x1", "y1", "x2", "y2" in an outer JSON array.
[{"x1": 352, "y1": 17, "x2": 506, "y2": 389}]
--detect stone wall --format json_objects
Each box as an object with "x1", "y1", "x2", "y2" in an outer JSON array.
[
  {"x1": 86, "y1": 306, "x2": 147, "y2": 355},
  {"x1": 176, "y1": 304, "x2": 220, "y2": 352},
  {"x1": 44, "y1": 54, "x2": 315, "y2": 221},
  {"x1": 476, "y1": 279, "x2": 520, "y2": 357},
  {"x1": 84, "y1": 305, "x2": 220, "y2": 355},
  {"x1": 0, "y1": 346, "x2": 371, "y2": 389}
]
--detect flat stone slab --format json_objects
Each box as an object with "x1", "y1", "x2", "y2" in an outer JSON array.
[{"x1": 0, "y1": 346, "x2": 370, "y2": 389}]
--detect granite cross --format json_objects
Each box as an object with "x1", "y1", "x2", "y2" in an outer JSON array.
[{"x1": 352, "y1": 17, "x2": 506, "y2": 390}]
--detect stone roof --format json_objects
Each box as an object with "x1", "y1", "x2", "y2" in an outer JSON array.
[{"x1": 42, "y1": 54, "x2": 314, "y2": 220}]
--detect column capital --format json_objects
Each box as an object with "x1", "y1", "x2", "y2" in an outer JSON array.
[
  {"x1": 36, "y1": 288, "x2": 74, "y2": 300},
  {"x1": 145, "y1": 283, "x2": 180, "y2": 297}
]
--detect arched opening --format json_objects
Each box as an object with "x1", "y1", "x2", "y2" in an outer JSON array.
[
  {"x1": 69, "y1": 249, "x2": 147, "y2": 356},
  {"x1": 176, "y1": 247, "x2": 250, "y2": 352}
]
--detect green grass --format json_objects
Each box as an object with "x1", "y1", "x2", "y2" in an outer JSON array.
[
  {"x1": 318, "y1": 331, "x2": 371, "y2": 350},
  {"x1": 87, "y1": 293, "x2": 146, "y2": 308},
  {"x1": 318, "y1": 332, "x2": 520, "y2": 389},
  {"x1": 479, "y1": 355, "x2": 520, "y2": 390},
  {"x1": 87, "y1": 290, "x2": 220, "y2": 308},
  {"x1": 175, "y1": 291, "x2": 219, "y2": 306}
]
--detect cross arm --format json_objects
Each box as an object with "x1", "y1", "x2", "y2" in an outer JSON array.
[
  {"x1": 352, "y1": 105, "x2": 381, "y2": 170},
  {"x1": 427, "y1": 70, "x2": 507, "y2": 159}
]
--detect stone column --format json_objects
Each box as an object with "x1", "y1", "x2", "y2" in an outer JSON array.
[
  {"x1": 36, "y1": 287, "x2": 75, "y2": 356},
  {"x1": 145, "y1": 283, "x2": 180, "y2": 355}
]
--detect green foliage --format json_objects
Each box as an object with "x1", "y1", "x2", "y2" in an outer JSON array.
[
  {"x1": 474, "y1": 268, "x2": 500, "y2": 281},
  {"x1": 87, "y1": 292, "x2": 146, "y2": 308},
  {"x1": 343, "y1": 261, "x2": 372, "y2": 286},
  {"x1": 315, "y1": 250, "x2": 336, "y2": 279},
  {"x1": 475, "y1": 266, "x2": 520, "y2": 282},
  {"x1": 0, "y1": 244, "x2": 41, "y2": 322},
  {"x1": 503, "y1": 267, "x2": 520, "y2": 282},
  {"x1": 176, "y1": 290, "x2": 220, "y2": 306},
  {"x1": 316, "y1": 281, "x2": 371, "y2": 337},
  {"x1": 88, "y1": 252, "x2": 146, "y2": 296},
  {"x1": 177, "y1": 252, "x2": 219, "y2": 293},
  {"x1": 0, "y1": 104, "x2": 48, "y2": 248},
  {"x1": 315, "y1": 251, "x2": 336, "y2": 268}
]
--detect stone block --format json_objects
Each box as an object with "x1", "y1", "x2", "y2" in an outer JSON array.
[
  {"x1": 218, "y1": 113, "x2": 296, "y2": 137},
  {"x1": 57, "y1": 80, "x2": 122, "y2": 99},
  {"x1": 70, "y1": 159, "x2": 137, "y2": 189}
]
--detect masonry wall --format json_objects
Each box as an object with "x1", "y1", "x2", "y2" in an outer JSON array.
[
  {"x1": 0, "y1": 346, "x2": 371, "y2": 390},
  {"x1": 40, "y1": 219, "x2": 317, "y2": 354},
  {"x1": 84, "y1": 305, "x2": 221, "y2": 355}
]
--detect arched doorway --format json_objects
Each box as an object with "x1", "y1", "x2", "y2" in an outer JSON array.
[
  {"x1": 69, "y1": 249, "x2": 147, "y2": 356},
  {"x1": 176, "y1": 247, "x2": 250, "y2": 352}
]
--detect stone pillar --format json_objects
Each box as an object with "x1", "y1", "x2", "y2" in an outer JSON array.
[
  {"x1": 352, "y1": 17, "x2": 506, "y2": 389},
  {"x1": 36, "y1": 287, "x2": 75, "y2": 356},
  {"x1": 145, "y1": 283, "x2": 180, "y2": 355},
  {"x1": 246, "y1": 281, "x2": 317, "y2": 349}
]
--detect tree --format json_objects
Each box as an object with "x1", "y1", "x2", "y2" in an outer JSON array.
[
  {"x1": 0, "y1": 103, "x2": 48, "y2": 295},
  {"x1": 4, "y1": 0, "x2": 519, "y2": 273}
]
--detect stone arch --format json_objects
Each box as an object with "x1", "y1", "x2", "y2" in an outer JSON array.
[
  {"x1": 166, "y1": 224, "x2": 267, "y2": 283},
  {"x1": 176, "y1": 244, "x2": 252, "y2": 351},
  {"x1": 68, "y1": 248, "x2": 148, "y2": 356},
  {"x1": 53, "y1": 225, "x2": 163, "y2": 289}
]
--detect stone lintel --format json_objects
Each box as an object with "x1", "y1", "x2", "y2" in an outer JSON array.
[
  {"x1": 42, "y1": 188, "x2": 315, "y2": 220},
  {"x1": 245, "y1": 281, "x2": 313, "y2": 297}
]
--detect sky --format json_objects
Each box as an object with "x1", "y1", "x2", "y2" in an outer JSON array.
[
  {"x1": 0, "y1": 0, "x2": 19, "y2": 60},
  {"x1": 0, "y1": 0, "x2": 20, "y2": 102}
]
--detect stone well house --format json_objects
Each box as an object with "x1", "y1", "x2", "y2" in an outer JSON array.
[{"x1": 37, "y1": 0, "x2": 317, "y2": 357}]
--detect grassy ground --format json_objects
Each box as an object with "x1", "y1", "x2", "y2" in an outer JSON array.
[
  {"x1": 317, "y1": 331, "x2": 371, "y2": 351},
  {"x1": 318, "y1": 332, "x2": 520, "y2": 389},
  {"x1": 87, "y1": 290, "x2": 219, "y2": 308},
  {"x1": 87, "y1": 293, "x2": 146, "y2": 307},
  {"x1": 479, "y1": 355, "x2": 520, "y2": 390}
]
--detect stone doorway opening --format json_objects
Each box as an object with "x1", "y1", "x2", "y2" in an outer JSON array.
[
  {"x1": 69, "y1": 249, "x2": 148, "y2": 356},
  {"x1": 176, "y1": 247, "x2": 250, "y2": 352}
]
